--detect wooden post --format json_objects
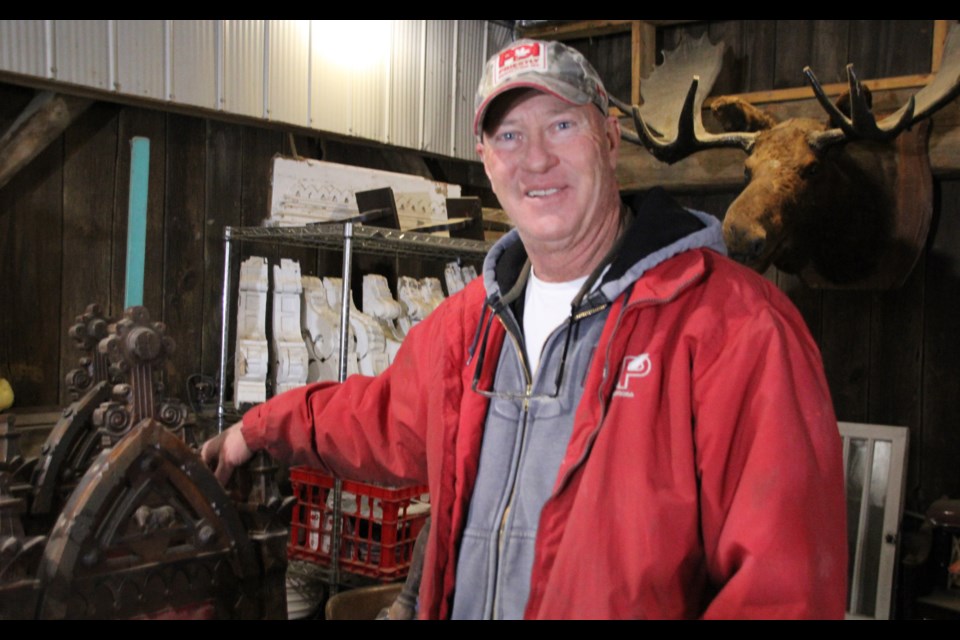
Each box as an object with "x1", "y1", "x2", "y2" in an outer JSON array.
[
  {"x1": 631, "y1": 21, "x2": 657, "y2": 106},
  {"x1": 933, "y1": 19, "x2": 952, "y2": 72}
]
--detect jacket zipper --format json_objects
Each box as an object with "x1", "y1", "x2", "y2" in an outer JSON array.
[
  {"x1": 552, "y1": 273, "x2": 704, "y2": 495},
  {"x1": 491, "y1": 313, "x2": 531, "y2": 619},
  {"x1": 489, "y1": 300, "x2": 608, "y2": 618}
]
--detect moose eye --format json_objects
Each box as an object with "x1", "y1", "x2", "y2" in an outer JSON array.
[
  {"x1": 800, "y1": 161, "x2": 821, "y2": 178},
  {"x1": 744, "y1": 166, "x2": 752, "y2": 181}
]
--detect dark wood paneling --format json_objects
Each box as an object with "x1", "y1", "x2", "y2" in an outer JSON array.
[
  {"x1": 774, "y1": 21, "x2": 815, "y2": 90},
  {"x1": 0, "y1": 140, "x2": 63, "y2": 406},
  {"x1": 811, "y1": 20, "x2": 851, "y2": 83},
  {"x1": 920, "y1": 179, "x2": 960, "y2": 506},
  {"x1": 705, "y1": 20, "x2": 745, "y2": 96},
  {"x1": 240, "y1": 128, "x2": 281, "y2": 231},
  {"x1": 566, "y1": 32, "x2": 633, "y2": 104},
  {"x1": 0, "y1": 84, "x2": 34, "y2": 124},
  {"x1": 774, "y1": 20, "x2": 849, "y2": 89},
  {"x1": 58, "y1": 103, "x2": 120, "y2": 405},
  {"x1": 820, "y1": 289, "x2": 872, "y2": 423},
  {"x1": 163, "y1": 114, "x2": 206, "y2": 403},
  {"x1": 202, "y1": 121, "x2": 244, "y2": 401},
  {"x1": 869, "y1": 255, "x2": 925, "y2": 510},
  {"x1": 660, "y1": 20, "x2": 709, "y2": 55},
  {"x1": 850, "y1": 20, "x2": 934, "y2": 80},
  {"x1": 322, "y1": 139, "x2": 433, "y2": 179},
  {"x1": 737, "y1": 20, "x2": 777, "y2": 94}
]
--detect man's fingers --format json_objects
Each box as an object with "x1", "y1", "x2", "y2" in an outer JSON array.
[
  {"x1": 214, "y1": 457, "x2": 234, "y2": 487},
  {"x1": 200, "y1": 431, "x2": 223, "y2": 468},
  {"x1": 200, "y1": 422, "x2": 251, "y2": 488}
]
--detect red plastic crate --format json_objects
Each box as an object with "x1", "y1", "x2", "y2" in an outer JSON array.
[{"x1": 287, "y1": 466, "x2": 430, "y2": 581}]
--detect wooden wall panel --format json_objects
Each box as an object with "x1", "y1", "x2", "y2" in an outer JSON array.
[
  {"x1": 774, "y1": 20, "x2": 849, "y2": 89},
  {"x1": 869, "y1": 256, "x2": 925, "y2": 506},
  {"x1": 920, "y1": 180, "x2": 960, "y2": 506},
  {"x1": 735, "y1": 20, "x2": 777, "y2": 94},
  {"x1": 820, "y1": 289, "x2": 872, "y2": 423},
  {"x1": 0, "y1": 141, "x2": 63, "y2": 407},
  {"x1": 565, "y1": 32, "x2": 633, "y2": 105},
  {"x1": 202, "y1": 121, "x2": 244, "y2": 408},
  {"x1": 850, "y1": 20, "x2": 934, "y2": 79},
  {"x1": 163, "y1": 114, "x2": 206, "y2": 404},
  {"x1": 702, "y1": 20, "x2": 744, "y2": 96},
  {"x1": 58, "y1": 103, "x2": 120, "y2": 405}
]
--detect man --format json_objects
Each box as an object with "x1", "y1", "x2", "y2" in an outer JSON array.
[{"x1": 202, "y1": 39, "x2": 847, "y2": 619}]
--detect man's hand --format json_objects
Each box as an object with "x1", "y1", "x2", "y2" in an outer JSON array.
[{"x1": 201, "y1": 420, "x2": 254, "y2": 486}]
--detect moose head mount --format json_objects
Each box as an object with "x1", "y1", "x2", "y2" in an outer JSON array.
[{"x1": 612, "y1": 23, "x2": 960, "y2": 289}]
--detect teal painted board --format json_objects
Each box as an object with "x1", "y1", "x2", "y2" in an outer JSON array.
[{"x1": 124, "y1": 136, "x2": 150, "y2": 308}]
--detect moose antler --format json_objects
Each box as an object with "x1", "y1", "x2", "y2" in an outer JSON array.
[
  {"x1": 617, "y1": 23, "x2": 960, "y2": 161},
  {"x1": 612, "y1": 34, "x2": 758, "y2": 164},
  {"x1": 805, "y1": 22, "x2": 960, "y2": 150}
]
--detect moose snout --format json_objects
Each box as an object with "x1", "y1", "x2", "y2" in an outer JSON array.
[{"x1": 723, "y1": 219, "x2": 767, "y2": 265}]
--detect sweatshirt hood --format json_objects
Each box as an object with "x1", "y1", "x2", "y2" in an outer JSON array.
[{"x1": 482, "y1": 188, "x2": 727, "y2": 309}]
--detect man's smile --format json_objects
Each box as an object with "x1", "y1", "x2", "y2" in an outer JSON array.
[{"x1": 525, "y1": 187, "x2": 562, "y2": 198}]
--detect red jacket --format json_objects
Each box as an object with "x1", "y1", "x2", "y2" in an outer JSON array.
[{"x1": 242, "y1": 247, "x2": 847, "y2": 619}]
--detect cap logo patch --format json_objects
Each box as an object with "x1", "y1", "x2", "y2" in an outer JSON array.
[{"x1": 495, "y1": 42, "x2": 547, "y2": 83}]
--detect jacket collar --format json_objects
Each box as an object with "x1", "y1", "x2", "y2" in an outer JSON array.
[{"x1": 482, "y1": 187, "x2": 727, "y2": 311}]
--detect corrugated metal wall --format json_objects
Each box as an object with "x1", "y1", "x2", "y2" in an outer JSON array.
[
  {"x1": 169, "y1": 20, "x2": 218, "y2": 110},
  {"x1": 0, "y1": 19, "x2": 514, "y2": 162}
]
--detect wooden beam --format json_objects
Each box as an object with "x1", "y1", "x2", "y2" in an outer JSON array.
[
  {"x1": 932, "y1": 19, "x2": 952, "y2": 72},
  {"x1": 518, "y1": 20, "x2": 633, "y2": 40},
  {"x1": 700, "y1": 73, "x2": 934, "y2": 108},
  {"x1": 0, "y1": 90, "x2": 93, "y2": 195},
  {"x1": 518, "y1": 19, "x2": 702, "y2": 41},
  {"x1": 631, "y1": 22, "x2": 641, "y2": 105},
  {"x1": 631, "y1": 21, "x2": 657, "y2": 105}
]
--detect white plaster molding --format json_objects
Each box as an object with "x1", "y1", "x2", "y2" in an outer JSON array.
[
  {"x1": 321, "y1": 277, "x2": 360, "y2": 378},
  {"x1": 234, "y1": 256, "x2": 269, "y2": 406},
  {"x1": 444, "y1": 261, "x2": 466, "y2": 295},
  {"x1": 362, "y1": 274, "x2": 405, "y2": 364},
  {"x1": 301, "y1": 275, "x2": 339, "y2": 383},
  {"x1": 461, "y1": 264, "x2": 478, "y2": 284},
  {"x1": 272, "y1": 259, "x2": 309, "y2": 395},
  {"x1": 268, "y1": 157, "x2": 461, "y2": 231},
  {"x1": 420, "y1": 277, "x2": 446, "y2": 315}
]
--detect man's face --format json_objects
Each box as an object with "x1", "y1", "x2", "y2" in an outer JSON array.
[{"x1": 477, "y1": 90, "x2": 621, "y2": 255}]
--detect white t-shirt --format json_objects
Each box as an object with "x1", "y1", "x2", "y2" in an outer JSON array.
[{"x1": 522, "y1": 268, "x2": 589, "y2": 376}]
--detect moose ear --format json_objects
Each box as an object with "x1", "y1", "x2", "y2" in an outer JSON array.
[{"x1": 711, "y1": 96, "x2": 778, "y2": 133}]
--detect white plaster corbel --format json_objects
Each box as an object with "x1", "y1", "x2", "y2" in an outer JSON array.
[
  {"x1": 301, "y1": 275, "x2": 339, "y2": 383},
  {"x1": 362, "y1": 274, "x2": 405, "y2": 363},
  {"x1": 444, "y1": 261, "x2": 466, "y2": 295},
  {"x1": 420, "y1": 277, "x2": 446, "y2": 315},
  {"x1": 234, "y1": 256, "x2": 269, "y2": 406},
  {"x1": 272, "y1": 259, "x2": 310, "y2": 395},
  {"x1": 321, "y1": 277, "x2": 360, "y2": 378}
]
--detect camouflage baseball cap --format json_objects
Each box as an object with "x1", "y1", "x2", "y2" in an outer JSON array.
[{"x1": 474, "y1": 39, "x2": 609, "y2": 137}]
